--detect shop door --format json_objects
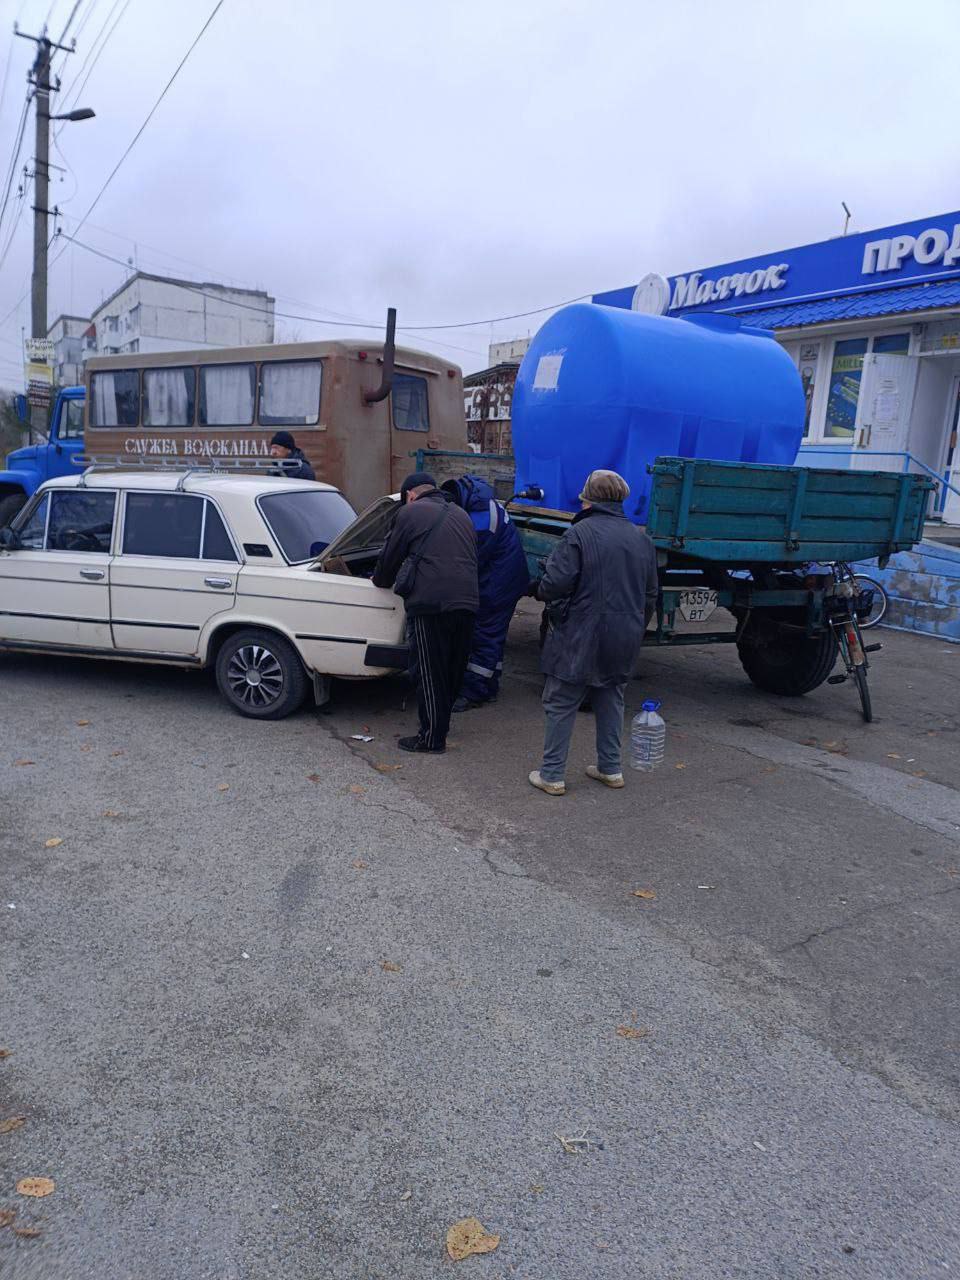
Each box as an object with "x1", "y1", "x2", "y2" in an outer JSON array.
[
  {"x1": 941, "y1": 379, "x2": 960, "y2": 526},
  {"x1": 851, "y1": 354, "x2": 918, "y2": 472}
]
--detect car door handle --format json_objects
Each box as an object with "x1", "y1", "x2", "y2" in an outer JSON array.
[
  {"x1": 204, "y1": 576, "x2": 233, "y2": 589},
  {"x1": 80, "y1": 568, "x2": 105, "y2": 581}
]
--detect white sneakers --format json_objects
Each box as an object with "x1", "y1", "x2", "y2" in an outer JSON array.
[
  {"x1": 585, "y1": 765, "x2": 625, "y2": 789},
  {"x1": 529, "y1": 767, "x2": 625, "y2": 795},
  {"x1": 528, "y1": 771, "x2": 566, "y2": 796}
]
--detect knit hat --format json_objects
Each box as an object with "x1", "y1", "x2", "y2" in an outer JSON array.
[
  {"x1": 271, "y1": 430, "x2": 296, "y2": 451},
  {"x1": 579, "y1": 469, "x2": 630, "y2": 503},
  {"x1": 400, "y1": 471, "x2": 436, "y2": 501}
]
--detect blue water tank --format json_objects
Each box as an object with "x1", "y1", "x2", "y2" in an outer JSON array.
[{"x1": 511, "y1": 303, "x2": 805, "y2": 521}]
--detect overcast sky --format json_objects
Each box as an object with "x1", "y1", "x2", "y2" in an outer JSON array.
[{"x1": 0, "y1": 0, "x2": 957, "y2": 384}]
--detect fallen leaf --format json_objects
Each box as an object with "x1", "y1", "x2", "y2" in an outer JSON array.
[
  {"x1": 216, "y1": 784, "x2": 230, "y2": 792},
  {"x1": 886, "y1": 753, "x2": 902, "y2": 760},
  {"x1": 351, "y1": 858, "x2": 368, "y2": 870},
  {"x1": 16, "y1": 1178, "x2": 54, "y2": 1198},
  {"x1": 616, "y1": 1024, "x2": 651, "y2": 1040},
  {"x1": 674, "y1": 762, "x2": 686, "y2": 770},
  {"x1": 43, "y1": 838, "x2": 63, "y2": 849},
  {"x1": 399, "y1": 1189, "x2": 412, "y2": 1201},
  {"x1": 13, "y1": 1227, "x2": 41, "y2": 1238},
  {"x1": 348, "y1": 784, "x2": 365, "y2": 795},
  {"x1": 0, "y1": 1117, "x2": 26, "y2": 1134},
  {"x1": 554, "y1": 1129, "x2": 596, "y2": 1153},
  {"x1": 102, "y1": 810, "x2": 120, "y2": 818},
  {"x1": 912, "y1": 770, "x2": 927, "y2": 778},
  {"x1": 13, "y1": 760, "x2": 34, "y2": 767},
  {"x1": 0, "y1": 1209, "x2": 14, "y2": 1227},
  {"x1": 381, "y1": 960, "x2": 402, "y2": 973},
  {"x1": 306, "y1": 773, "x2": 322, "y2": 783},
  {"x1": 445, "y1": 1217, "x2": 500, "y2": 1262},
  {"x1": 374, "y1": 763, "x2": 403, "y2": 773},
  {"x1": 529, "y1": 1184, "x2": 544, "y2": 1195},
  {"x1": 110, "y1": 750, "x2": 124, "y2": 757},
  {"x1": 631, "y1": 888, "x2": 656, "y2": 900},
  {"x1": 76, "y1": 720, "x2": 90, "y2": 727},
  {"x1": 79, "y1": 744, "x2": 93, "y2": 753},
  {"x1": 0, "y1": 1049, "x2": 11, "y2": 1059}
]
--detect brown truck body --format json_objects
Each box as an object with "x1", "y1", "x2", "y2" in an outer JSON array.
[{"x1": 83, "y1": 338, "x2": 467, "y2": 510}]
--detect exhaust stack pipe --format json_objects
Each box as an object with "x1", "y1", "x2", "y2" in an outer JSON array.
[{"x1": 363, "y1": 307, "x2": 396, "y2": 405}]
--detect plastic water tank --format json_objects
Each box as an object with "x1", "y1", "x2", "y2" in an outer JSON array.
[{"x1": 511, "y1": 303, "x2": 805, "y2": 521}]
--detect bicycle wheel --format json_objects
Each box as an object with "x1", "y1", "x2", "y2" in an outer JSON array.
[
  {"x1": 853, "y1": 574, "x2": 887, "y2": 629},
  {"x1": 854, "y1": 663, "x2": 873, "y2": 723}
]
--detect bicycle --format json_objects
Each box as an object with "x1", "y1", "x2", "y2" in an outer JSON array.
[
  {"x1": 835, "y1": 561, "x2": 888, "y2": 629},
  {"x1": 824, "y1": 567, "x2": 882, "y2": 722}
]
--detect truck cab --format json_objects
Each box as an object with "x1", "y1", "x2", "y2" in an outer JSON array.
[{"x1": 0, "y1": 385, "x2": 86, "y2": 524}]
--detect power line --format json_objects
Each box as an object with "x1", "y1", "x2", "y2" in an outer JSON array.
[
  {"x1": 56, "y1": 0, "x2": 86, "y2": 44},
  {"x1": 55, "y1": 232, "x2": 570, "y2": 354},
  {"x1": 0, "y1": 97, "x2": 30, "y2": 245},
  {"x1": 50, "y1": 0, "x2": 225, "y2": 267},
  {"x1": 55, "y1": 0, "x2": 129, "y2": 128}
]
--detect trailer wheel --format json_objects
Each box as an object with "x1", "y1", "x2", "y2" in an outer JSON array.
[
  {"x1": 736, "y1": 618, "x2": 838, "y2": 697},
  {"x1": 0, "y1": 493, "x2": 26, "y2": 526}
]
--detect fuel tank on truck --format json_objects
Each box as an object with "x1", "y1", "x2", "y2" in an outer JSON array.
[{"x1": 511, "y1": 303, "x2": 805, "y2": 522}]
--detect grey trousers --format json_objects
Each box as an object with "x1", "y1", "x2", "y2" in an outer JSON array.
[{"x1": 540, "y1": 676, "x2": 626, "y2": 783}]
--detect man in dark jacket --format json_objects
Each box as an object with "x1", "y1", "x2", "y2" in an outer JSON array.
[
  {"x1": 269, "y1": 431, "x2": 316, "y2": 481},
  {"x1": 529, "y1": 469, "x2": 658, "y2": 796},
  {"x1": 373, "y1": 473, "x2": 478, "y2": 753},
  {"x1": 441, "y1": 474, "x2": 530, "y2": 710}
]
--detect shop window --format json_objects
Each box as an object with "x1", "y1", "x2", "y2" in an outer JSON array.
[
  {"x1": 824, "y1": 338, "x2": 868, "y2": 440},
  {"x1": 259, "y1": 360, "x2": 322, "y2": 426},
  {"x1": 143, "y1": 367, "x2": 197, "y2": 427},
  {"x1": 90, "y1": 369, "x2": 140, "y2": 427},
  {"x1": 873, "y1": 332, "x2": 910, "y2": 355},
  {"x1": 797, "y1": 343, "x2": 820, "y2": 438},
  {"x1": 392, "y1": 373, "x2": 430, "y2": 432}
]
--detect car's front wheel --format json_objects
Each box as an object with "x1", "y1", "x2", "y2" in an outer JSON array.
[{"x1": 215, "y1": 629, "x2": 309, "y2": 719}]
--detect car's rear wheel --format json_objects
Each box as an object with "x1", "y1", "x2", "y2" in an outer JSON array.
[
  {"x1": 215, "y1": 629, "x2": 308, "y2": 719},
  {"x1": 0, "y1": 493, "x2": 26, "y2": 526}
]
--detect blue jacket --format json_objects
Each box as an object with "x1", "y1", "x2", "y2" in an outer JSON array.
[{"x1": 444, "y1": 475, "x2": 529, "y2": 610}]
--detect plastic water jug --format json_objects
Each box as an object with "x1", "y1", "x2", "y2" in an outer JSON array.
[{"x1": 630, "y1": 699, "x2": 665, "y2": 772}]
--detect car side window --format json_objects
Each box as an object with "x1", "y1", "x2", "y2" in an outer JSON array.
[
  {"x1": 201, "y1": 503, "x2": 238, "y2": 562},
  {"x1": 123, "y1": 492, "x2": 203, "y2": 558},
  {"x1": 47, "y1": 491, "x2": 116, "y2": 553},
  {"x1": 15, "y1": 494, "x2": 49, "y2": 549}
]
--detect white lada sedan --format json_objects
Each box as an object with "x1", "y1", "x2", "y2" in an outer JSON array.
[{"x1": 0, "y1": 469, "x2": 405, "y2": 718}]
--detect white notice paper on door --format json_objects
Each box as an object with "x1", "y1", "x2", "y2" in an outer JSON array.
[{"x1": 533, "y1": 354, "x2": 563, "y2": 390}]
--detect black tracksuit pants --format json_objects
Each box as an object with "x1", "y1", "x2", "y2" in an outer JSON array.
[{"x1": 410, "y1": 610, "x2": 475, "y2": 749}]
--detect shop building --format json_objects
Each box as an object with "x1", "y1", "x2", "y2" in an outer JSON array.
[{"x1": 593, "y1": 210, "x2": 960, "y2": 526}]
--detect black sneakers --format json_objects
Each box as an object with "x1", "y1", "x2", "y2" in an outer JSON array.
[{"x1": 398, "y1": 735, "x2": 445, "y2": 754}]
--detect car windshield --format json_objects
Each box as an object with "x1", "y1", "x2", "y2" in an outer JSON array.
[{"x1": 258, "y1": 490, "x2": 357, "y2": 563}]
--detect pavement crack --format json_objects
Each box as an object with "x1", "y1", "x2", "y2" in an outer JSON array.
[
  {"x1": 778, "y1": 882, "x2": 960, "y2": 953},
  {"x1": 482, "y1": 849, "x2": 529, "y2": 879}
]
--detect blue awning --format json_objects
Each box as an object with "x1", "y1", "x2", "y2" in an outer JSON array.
[{"x1": 728, "y1": 278, "x2": 960, "y2": 330}]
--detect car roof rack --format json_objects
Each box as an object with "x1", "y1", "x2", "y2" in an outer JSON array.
[{"x1": 72, "y1": 453, "x2": 301, "y2": 492}]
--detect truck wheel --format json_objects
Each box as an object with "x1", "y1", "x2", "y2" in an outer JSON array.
[
  {"x1": 736, "y1": 618, "x2": 837, "y2": 697},
  {"x1": 215, "y1": 629, "x2": 308, "y2": 720},
  {"x1": 0, "y1": 493, "x2": 26, "y2": 526}
]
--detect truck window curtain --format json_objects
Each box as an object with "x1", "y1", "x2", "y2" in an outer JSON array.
[
  {"x1": 199, "y1": 364, "x2": 255, "y2": 426},
  {"x1": 91, "y1": 370, "x2": 139, "y2": 427},
  {"x1": 260, "y1": 361, "x2": 322, "y2": 426},
  {"x1": 143, "y1": 368, "x2": 196, "y2": 427}
]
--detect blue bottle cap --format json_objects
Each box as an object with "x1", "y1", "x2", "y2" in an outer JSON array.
[{"x1": 641, "y1": 699, "x2": 661, "y2": 712}]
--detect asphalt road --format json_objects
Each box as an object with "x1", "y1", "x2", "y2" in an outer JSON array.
[{"x1": 2, "y1": 613, "x2": 959, "y2": 1279}]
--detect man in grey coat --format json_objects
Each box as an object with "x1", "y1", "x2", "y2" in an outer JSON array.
[{"x1": 529, "y1": 469, "x2": 658, "y2": 796}]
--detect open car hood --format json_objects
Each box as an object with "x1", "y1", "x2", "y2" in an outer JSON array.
[{"x1": 314, "y1": 493, "x2": 400, "y2": 566}]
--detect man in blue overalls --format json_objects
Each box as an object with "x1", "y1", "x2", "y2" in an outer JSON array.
[{"x1": 442, "y1": 474, "x2": 531, "y2": 711}]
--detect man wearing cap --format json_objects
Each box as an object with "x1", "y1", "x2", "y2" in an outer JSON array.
[
  {"x1": 373, "y1": 473, "x2": 479, "y2": 753},
  {"x1": 529, "y1": 469, "x2": 658, "y2": 796},
  {"x1": 269, "y1": 431, "x2": 316, "y2": 481}
]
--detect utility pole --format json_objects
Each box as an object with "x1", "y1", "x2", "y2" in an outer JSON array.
[{"x1": 14, "y1": 23, "x2": 93, "y2": 434}]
